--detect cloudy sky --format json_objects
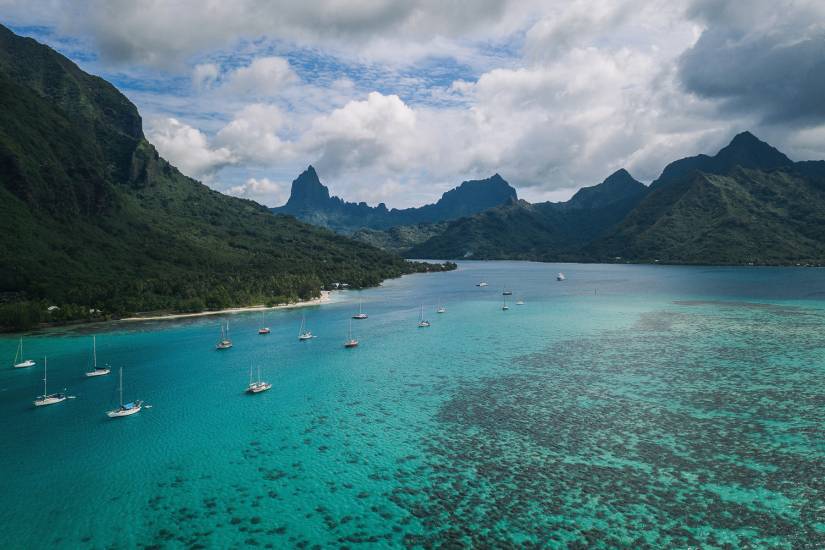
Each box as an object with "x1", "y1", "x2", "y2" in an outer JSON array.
[{"x1": 2, "y1": 0, "x2": 824, "y2": 207}]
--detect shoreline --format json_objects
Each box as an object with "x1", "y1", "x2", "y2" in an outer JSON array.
[{"x1": 118, "y1": 291, "x2": 332, "y2": 322}]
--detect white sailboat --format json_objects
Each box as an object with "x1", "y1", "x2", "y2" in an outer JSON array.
[
  {"x1": 12, "y1": 337, "x2": 35, "y2": 369},
  {"x1": 557, "y1": 272, "x2": 566, "y2": 281},
  {"x1": 298, "y1": 314, "x2": 313, "y2": 340},
  {"x1": 417, "y1": 305, "x2": 431, "y2": 327},
  {"x1": 216, "y1": 321, "x2": 233, "y2": 349},
  {"x1": 246, "y1": 364, "x2": 272, "y2": 394},
  {"x1": 33, "y1": 358, "x2": 66, "y2": 407},
  {"x1": 352, "y1": 298, "x2": 368, "y2": 319},
  {"x1": 436, "y1": 298, "x2": 446, "y2": 314},
  {"x1": 107, "y1": 367, "x2": 143, "y2": 418},
  {"x1": 501, "y1": 295, "x2": 509, "y2": 311},
  {"x1": 344, "y1": 320, "x2": 359, "y2": 348},
  {"x1": 476, "y1": 281, "x2": 488, "y2": 287},
  {"x1": 516, "y1": 297, "x2": 525, "y2": 305},
  {"x1": 85, "y1": 336, "x2": 111, "y2": 377},
  {"x1": 258, "y1": 311, "x2": 270, "y2": 335}
]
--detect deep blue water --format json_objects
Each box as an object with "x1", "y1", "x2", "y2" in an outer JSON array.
[{"x1": 1, "y1": 262, "x2": 824, "y2": 548}]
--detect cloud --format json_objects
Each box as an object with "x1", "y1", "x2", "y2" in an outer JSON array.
[
  {"x1": 226, "y1": 177, "x2": 288, "y2": 206},
  {"x1": 215, "y1": 103, "x2": 293, "y2": 164},
  {"x1": 192, "y1": 63, "x2": 219, "y2": 90},
  {"x1": 146, "y1": 118, "x2": 235, "y2": 179},
  {"x1": 679, "y1": 0, "x2": 825, "y2": 125},
  {"x1": 223, "y1": 56, "x2": 298, "y2": 97}
]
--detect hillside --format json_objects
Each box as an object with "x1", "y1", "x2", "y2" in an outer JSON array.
[
  {"x1": 407, "y1": 170, "x2": 648, "y2": 260},
  {"x1": 272, "y1": 167, "x2": 518, "y2": 232},
  {"x1": 0, "y1": 25, "x2": 443, "y2": 329}
]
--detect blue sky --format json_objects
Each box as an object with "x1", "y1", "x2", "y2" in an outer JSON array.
[{"x1": 3, "y1": 1, "x2": 824, "y2": 207}]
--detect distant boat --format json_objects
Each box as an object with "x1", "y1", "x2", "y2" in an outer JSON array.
[
  {"x1": 516, "y1": 298, "x2": 525, "y2": 305},
  {"x1": 107, "y1": 367, "x2": 143, "y2": 418},
  {"x1": 12, "y1": 337, "x2": 35, "y2": 369},
  {"x1": 298, "y1": 314, "x2": 313, "y2": 340},
  {"x1": 344, "y1": 320, "x2": 359, "y2": 348},
  {"x1": 352, "y1": 298, "x2": 368, "y2": 320},
  {"x1": 246, "y1": 364, "x2": 272, "y2": 394},
  {"x1": 417, "y1": 305, "x2": 431, "y2": 327},
  {"x1": 476, "y1": 281, "x2": 488, "y2": 287},
  {"x1": 436, "y1": 298, "x2": 446, "y2": 314},
  {"x1": 557, "y1": 272, "x2": 566, "y2": 281},
  {"x1": 85, "y1": 335, "x2": 111, "y2": 377},
  {"x1": 258, "y1": 311, "x2": 270, "y2": 335},
  {"x1": 216, "y1": 321, "x2": 233, "y2": 349},
  {"x1": 501, "y1": 295, "x2": 509, "y2": 311},
  {"x1": 502, "y1": 286, "x2": 513, "y2": 295},
  {"x1": 33, "y1": 358, "x2": 66, "y2": 407}
]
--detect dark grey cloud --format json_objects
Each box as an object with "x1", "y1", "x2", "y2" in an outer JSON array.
[{"x1": 679, "y1": 0, "x2": 825, "y2": 125}]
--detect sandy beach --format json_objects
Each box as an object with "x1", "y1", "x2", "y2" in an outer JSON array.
[{"x1": 119, "y1": 291, "x2": 332, "y2": 322}]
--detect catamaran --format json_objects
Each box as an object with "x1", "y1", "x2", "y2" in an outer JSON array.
[
  {"x1": 436, "y1": 299, "x2": 446, "y2": 314},
  {"x1": 107, "y1": 367, "x2": 143, "y2": 418},
  {"x1": 85, "y1": 336, "x2": 111, "y2": 377},
  {"x1": 12, "y1": 337, "x2": 35, "y2": 369},
  {"x1": 246, "y1": 364, "x2": 272, "y2": 394},
  {"x1": 344, "y1": 320, "x2": 359, "y2": 348},
  {"x1": 557, "y1": 272, "x2": 566, "y2": 281},
  {"x1": 298, "y1": 314, "x2": 313, "y2": 340},
  {"x1": 216, "y1": 321, "x2": 233, "y2": 349},
  {"x1": 417, "y1": 305, "x2": 431, "y2": 327},
  {"x1": 502, "y1": 287, "x2": 513, "y2": 295},
  {"x1": 352, "y1": 298, "x2": 368, "y2": 320},
  {"x1": 501, "y1": 295, "x2": 509, "y2": 311},
  {"x1": 33, "y1": 358, "x2": 66, "y2": 407},
  {"x1": 258, "y1": 311, "x2": 271, "y2": 335}
]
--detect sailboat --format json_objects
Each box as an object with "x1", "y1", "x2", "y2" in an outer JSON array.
[
  {"x1": 107, "y1": 367, "x2": 142, "y2": 418},
  {"x1": 344, "y1": 320, "x2": 359, "y2": 348},
  {"x1": 476, "y1": 281, "x2": 488, "y2": 287},
  {"x1": 298, "y1": 314, "x2": 313, "y2": 340},
  {"x1": 516, "y1": 297, "x2": 525, "y2": 305},
  {"x1": 501, "y1": 295, "x2": 509, "y2": 311},
  {"x1": 246, "y1": 364, "x2": 272, "y2": 394},
  {"x1": 417, "y1": 305, "x2": 431, "y2": 327},
  {"x1": 557, "y1": 272, "x2": 566, "y2": 281},
  {"x1": 258, "y1": 311, "x2": 271, "y2": 335},
  {"x1": 12, "y1": 337, "x2": 36, "y2": 369},
  {"x1": 216, "y1": 321, "x2": 233, "y2": 349},
  {"x1": 85, "y1": 336, "x2": 111, "y2": 377},
  {"x1": 352, "y1": 298, "x2": 368, "y2": 320},
  {"x1": 502, "y1": 286, "x2": 513, "y2": 296},
  {"x1": 436, "y1": 298, "x2": 446, "y2": 314},
  {"x1": 33, "y1": 358, "x2": 66, "y2": 407}
]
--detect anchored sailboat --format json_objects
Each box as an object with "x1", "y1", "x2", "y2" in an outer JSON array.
[
  {"x1": 33, "y1": 358, "x2": 66, "y2": 407},
  {"x1": 417, "y1": 305, "x2": 431, "y2": 327},
  {"x1": 501, "y1": 295, "x2": 509, "y2": 311},
  {"x1": 246, "y1": 364, "x2": 272, "y2": 393},
  {"x1": 516, "y1": 297, "x2": 525, "y2": 305},
  {"x1": 107, "y1": 367, "x2": 143, "y2": 418},
  {"x1": 85, "y1": 336, "x2": 111, "y2": 377},
  {"x1": 12, "y1": 337, "x2": 35, "y2": 369},
  {"x1": 344, "y1": 320, "x2": 359, "y2": 348},
  {"x1": 557, "y1": 272, "x2": 566, "y2": 281},
  {"x1": 298, "y1": 314, "x2": 313, "y2": 340},
  {"x1": 216, "y1": 321, "x2": 233, "y2": 349},
  {"x1": 258, "y1": 311, "x2": 270, "y2": 335},
  {"x1": 436, "y1": 299, "x2": 446, "y2": 314},
  {"x1": 352, "y1": 298, "x2": 368, "y2": 320}
]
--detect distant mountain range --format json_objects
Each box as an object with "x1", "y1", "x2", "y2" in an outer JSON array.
[
  {"x1": 0, "y1": 25, "x2": 443, "y2": 329},
  {"x1": 277, "y1": 131, "x2": 825, "y2": 265},
  {"x1": 272, "y1": 166, "x2": 518, "y2": 232}
]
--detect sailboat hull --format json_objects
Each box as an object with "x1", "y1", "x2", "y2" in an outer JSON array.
[
  {"x1": 85, "y1": 368, "x2": 111, "y2": 377},
  {"x1": 14, "y1": 360, "x2": 36, "y2": 369},
  {"x1": 34, "y1": 394, "x2": 66, "y2": 406},
  {"x1": 107, "y1": 403, "x2": 143, "y2": 418}
]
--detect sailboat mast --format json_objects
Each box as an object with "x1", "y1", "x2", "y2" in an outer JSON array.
[
  {"x1": 43, "y1": 357, "x2": 47, "y2": 396},
  {"x1": 119, "y1": 367, "x2": 124, "y2": 407},
  {"x1": 93, "y1": 336, "x2": 97, "y2": 369}
]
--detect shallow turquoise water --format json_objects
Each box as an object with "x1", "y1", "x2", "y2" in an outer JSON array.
[{"x1": 1, "y1": 262, "x2": 824, "y2": 548}]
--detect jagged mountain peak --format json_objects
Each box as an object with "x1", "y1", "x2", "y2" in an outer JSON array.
[{"x1": 566, "y1": 169, "x2": 647, "y2": 210}]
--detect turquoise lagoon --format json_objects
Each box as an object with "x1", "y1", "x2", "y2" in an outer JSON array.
[{"x1": 1, "y1": 262, "x2": 824, "y2": 548}]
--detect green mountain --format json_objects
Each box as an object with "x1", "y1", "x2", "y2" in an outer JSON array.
[
  {"x1": 0, "y1": 25, "x2": 443, "y2": 329},
  {"x1": 407, "y1": 170, "x2": 648, "y2": 260},
  {"x1": 410, "y1": 134, "x2": 825, "y2": 265},
  {"x1": 272, "y1": 167, "x2": 518, "y2": 232}
]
